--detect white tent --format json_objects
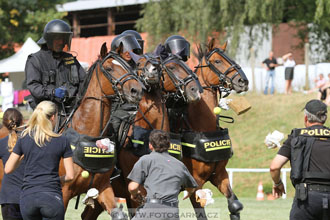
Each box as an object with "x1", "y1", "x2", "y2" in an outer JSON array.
[
  {"x1": 0, "y1": 37, "x2": 40, "y2": 73},
  {"x1": 0, "y1": 37, "x2": 40, "y2": 90}
]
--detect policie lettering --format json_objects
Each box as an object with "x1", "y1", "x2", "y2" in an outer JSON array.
[
  {"x1": 204, "y1": 139, "x2": 231, "y2": 152},
  {"x1": 83, "y1": 146, "x2": 114, "y2": 158},
  {"x1": 300, "y1": 129, "x2": 330, "y2": 136}
]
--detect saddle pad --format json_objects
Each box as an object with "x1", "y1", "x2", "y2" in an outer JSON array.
[
  {"x1": 181, "y1": 128, "x2": 233, "y2": 162},
  {"x1": 130, "y1": 126, "x2": 183, "y2": 160},
  {"x1": 63, "y1": 128, "x2": 116, "y2": 173}
]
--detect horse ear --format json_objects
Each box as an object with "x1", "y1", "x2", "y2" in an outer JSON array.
[
  {"x1": 116, "y1": 43, "x2": 123, "y2": 54},
  {"x1": 100, "y1": 42, "x2": 108, "y2": 59},
  {"x1": 220, "y1": 41, "x2": 228, "y2": 52},
  {"x1": 208, "y1": 38, "x2": 216, "y2": 52}
]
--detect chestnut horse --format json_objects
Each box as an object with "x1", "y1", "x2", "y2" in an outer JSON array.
[
  {"x1": 81, "y1": 51, "x2": 203, "y2": 219},
  {"x1": 59, "y1": 42, "x2": 144, "y2": 219},
  {"x1": 173, "y1": 39, "x2": 248, "y2": 220}
]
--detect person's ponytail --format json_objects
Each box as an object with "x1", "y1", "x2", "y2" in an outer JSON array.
[{"x1": 3, "y1": 108, "x2": 23, "y2": 152}]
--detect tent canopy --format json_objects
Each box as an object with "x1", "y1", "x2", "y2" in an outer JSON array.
[{"x1": 0, "y1": 37, "x2": 40, "y2": 73}]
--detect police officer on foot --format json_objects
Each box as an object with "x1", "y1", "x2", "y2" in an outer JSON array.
[
  {"x1": 128, "y1": 130, "x2": 197, "y2": 220},
  {"x1": 25, "y1": 19, "x2": 86, "y2": 129},
  {"x1": 270, "y1": 99, "x2": 330, "y2": 220}
]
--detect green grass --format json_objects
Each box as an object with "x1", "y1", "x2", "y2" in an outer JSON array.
[
  {"x1": 216, "y1": 92, "x2": 318, "y2": 198},
  {"x1": 62, "y1": 195, "x2": 293, "y2": 220}
]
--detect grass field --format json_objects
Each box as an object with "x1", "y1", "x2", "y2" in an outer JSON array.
[{"x1": 63, "y1": 195, "x2": 293, "y2": 220}]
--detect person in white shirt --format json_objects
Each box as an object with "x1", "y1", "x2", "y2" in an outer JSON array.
[{"x1": 282, "y1": 53, "x2": 296, "y2": 94}]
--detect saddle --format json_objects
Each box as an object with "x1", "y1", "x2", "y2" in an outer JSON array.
[{"x1": 63, "y1": 128, "x2": 116, "y2": 173}]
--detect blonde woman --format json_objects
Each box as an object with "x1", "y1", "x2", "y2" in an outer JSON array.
[
  {"x1": 0, "y1": 108, "x2": 24, "y2": 220},
  {"x1": 5, "y1": 101, "x2": 74, "y2": 220}
]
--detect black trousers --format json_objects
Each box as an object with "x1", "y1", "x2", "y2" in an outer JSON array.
[
  {"x1": 290, "y1": 190, "x2": 330, "y2": 220},
  {"x1": 1, "y1": 204, "x2": 23, "y2": 220},
  {"x1": 20, "y1": 192, "x2": 64, "y2": 220}
]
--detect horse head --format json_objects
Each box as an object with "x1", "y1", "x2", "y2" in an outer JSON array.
[
  {"x1": 161, "y1": 53, "x2": 202, "y2": 103},
  {"x1": 195, "y1": 38, "x2": 249, "y2": 93},
  {"x1": 98, "y1": 43, "x2": 144, "y2": 104},
  {"x1": 131, "y1": 51, "x2": 162, "y2": 87}
]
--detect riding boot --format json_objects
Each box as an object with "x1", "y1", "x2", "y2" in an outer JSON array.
[{"x1": 229, "y1": 213, "x2": 240, "y2": 220}]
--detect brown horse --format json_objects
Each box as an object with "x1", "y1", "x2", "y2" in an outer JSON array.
[
  {"x1": 175, "y1": 39, "x2": 248, "y2": 220},
  {"x1": 81, "y1": 51, "x2": 203, "y2": 219},
  {"x1": 59, "y1": 42, "x2": 144, "y2": 219}
]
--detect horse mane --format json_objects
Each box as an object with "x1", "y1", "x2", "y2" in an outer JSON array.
[
  {"x1": 194, "y1": 43, "x2": 208, "y2": 62},
  {"x1": 75, "y1": 59, "x2": 100, "y2": 102}
]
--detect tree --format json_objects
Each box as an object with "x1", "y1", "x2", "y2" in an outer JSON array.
[
  {"x1": 136, "y1": 0, "x2": 284, "y2": 55},
  {"x1": 0, "y1": 0, "x2": 68, "y2": 59},
  {"x1": 136, "y1": 0, "x2": 330, "y2": 61}
]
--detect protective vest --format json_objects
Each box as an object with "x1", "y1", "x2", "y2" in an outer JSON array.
[
  {"x1": 26, "y1": 48, "x2": 82, "y2": 107},
  {"x1": 290, "y1": 127, "x2": 330, "y2": 186}
]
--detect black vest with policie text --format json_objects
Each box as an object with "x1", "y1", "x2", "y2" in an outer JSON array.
[{"x1": 290, "y1": 127, "x2": 330, "y2": 186}]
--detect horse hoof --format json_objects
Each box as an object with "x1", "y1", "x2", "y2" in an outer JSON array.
[
  {"x1": 228, "y1": 199, "x2": 243, "y2": 213},
  {"x1": 110, "y1": 208, "x2": 128, "y2": 220},
  {"x1": 229, "y1": 213, "x2": 240, "y2": 220}
]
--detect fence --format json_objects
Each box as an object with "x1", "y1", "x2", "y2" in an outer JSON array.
[{"x1": 226, "y1": 168, "x2": 291, "y2": 199}]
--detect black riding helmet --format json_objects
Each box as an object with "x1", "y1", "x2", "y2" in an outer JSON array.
[
  {"x1": 122, "y1": 30, "x2": 144, "y2": 55},
  {"x1": 37, "y1": 19, "x2": 73, "y2": 52},
  {"x1": 110, "y1": 34, "x2": 142, "y2": 55},
  {"x1": 164, "y1": 35, "x2": 190, "y2": 61}
]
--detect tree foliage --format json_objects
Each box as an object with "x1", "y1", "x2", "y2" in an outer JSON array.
[
  {"x1": 0, "y1": 0, "x2": 67, "y2": 59},
  {"x1": 136, "y1": 0, "x2": 330, "y2": 60}
]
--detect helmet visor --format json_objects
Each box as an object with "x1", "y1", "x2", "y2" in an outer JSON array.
[
  {"x1": 166, "y1": 40, "x2": 190, "y2": 58},
  {"x1": 46, "y1": 33, "x2": 72, "y2": 52}
]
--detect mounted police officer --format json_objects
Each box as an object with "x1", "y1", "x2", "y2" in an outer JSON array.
[
  {"x1": 128, "y1": 129, "x2": 197, "y2": 220},
  {"x1": 25, "y1": 19, "x2": 86, "y2": 130},
  {"x1": 122, "y1": 30, "x2": 144, "y2": 55},
  {"x1": 110, "y1": 33, "x2": 142, "y2": 70},
  {"x1": 270, "y1": 99, "x2": 330, "y2": 220},
  {"x1": 164, "y1": 35, "x2": 190, "y2": 62}
]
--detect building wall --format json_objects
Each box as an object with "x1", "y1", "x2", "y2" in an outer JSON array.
[{"x1": 272, "y1": 23, "x2": 305, "y2": 64}]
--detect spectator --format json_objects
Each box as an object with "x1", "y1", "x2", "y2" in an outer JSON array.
[
  {"x1": 5, "y1": 101, "x2": 74, "y2": 220},
  {"x1": 318, "y1": 73, "x2": 330, "y2": 105},
  {"x1": 306, "y1": 73, "x2": 327, "y2": 94},
  {"x1": 282, "y1": 53, "x2": 296, "y2": 94},
  {"x1": 262, "y1": 51, "x2": 278, "y2": 95},
  {"x1": 0, "y1": 78, "x2": 14, "y2": 112},
  {"x1": 128, "y1": 130, "x2": 197, "y2": 220},
  {"x1": 0, "y1": 108, "x2": 24, "y2": 220}
]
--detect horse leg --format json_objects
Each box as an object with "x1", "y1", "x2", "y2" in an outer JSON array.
[
  {"x1": 209, "y1": 160, "x2": 243, "y2": 220},
  {"x1": 97, "y1": 186, "x2": 128, "y2": 220},
  {"x1": 81, "y1": 201, "x2": 104, "y2": 220},
  {"x1": 62, "y1": 184, "x2": 73, "y2": 211},
  {"x1": 183, "y1": 158, "x2": 214, "y2": 220}
]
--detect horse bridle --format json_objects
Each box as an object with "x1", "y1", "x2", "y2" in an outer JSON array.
[
  {"x1": 136, "y1": 53, "x2": 162, "y2": 90},
  {"x1": 98, "y1": 51, "x2": 146, "y2": 102},
  {"x1": 195, "y1": 48, "x2": 247, "y2": 91},
  {"x1": 161, "y1": 54, "x2": 203, "y2": 102}
]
